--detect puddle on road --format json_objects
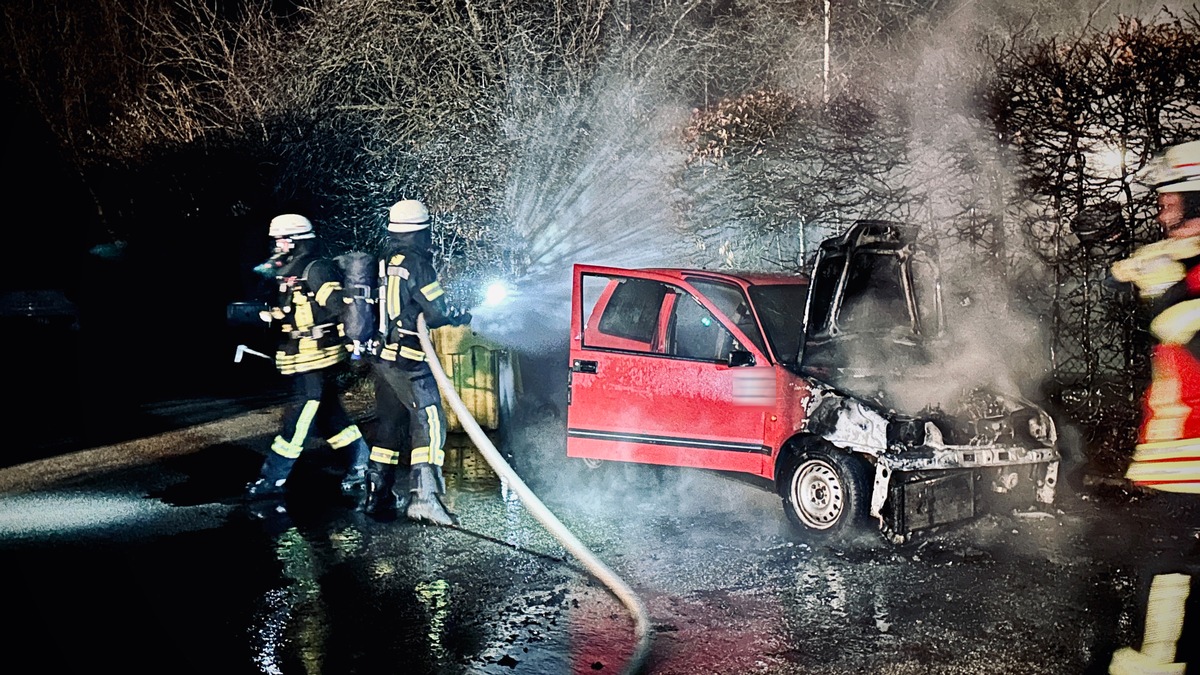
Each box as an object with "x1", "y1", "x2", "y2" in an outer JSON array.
[{"x1": 5, "y1": 447, "x2": 1198, "y2": 674}]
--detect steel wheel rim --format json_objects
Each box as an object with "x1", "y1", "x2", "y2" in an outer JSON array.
[
  {"x1": 582, "y1": 457, "x2": 603, "y2": 470},
  {"x1": 791, "y1": 459, "x2": 844, "y2": 530}
]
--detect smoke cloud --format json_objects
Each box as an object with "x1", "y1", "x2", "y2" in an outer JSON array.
[{"x1": 478, "y1": 0, "x2": 1181, "y2": 536}]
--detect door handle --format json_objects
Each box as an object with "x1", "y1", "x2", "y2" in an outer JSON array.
[{"x1": 572, "y1": 359, "x2": 598, "y2": 374}]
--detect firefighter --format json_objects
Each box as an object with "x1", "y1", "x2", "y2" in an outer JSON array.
[
  {"x1": 1111, "y1": 139, "x2": 1200, "y2": 494},
  {"x1": 1107, "y1": 140, "x2": 1199, "y2": 675},
  {"x1": 363, "y1": 198, "x2": 471, "y2": 525},
  {"x1": 244, "y1": 213, "x2": 372, "y2": 505}
]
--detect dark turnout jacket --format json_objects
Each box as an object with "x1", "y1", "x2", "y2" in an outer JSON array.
[
  {"x1": 267, "y1": 240, "x2": 351, "y2": 374},
  {"x1": 375, "y1": 229, "x2": 465, "y2": 364}
]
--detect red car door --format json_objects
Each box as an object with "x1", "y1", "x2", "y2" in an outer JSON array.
[{"x1": 567, "y1": 264, "x2": 772, "y2": 474}]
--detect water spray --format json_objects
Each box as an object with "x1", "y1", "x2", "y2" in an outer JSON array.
[{"x1": 417, "y1": 314, "x2": 653, "y2": 675}]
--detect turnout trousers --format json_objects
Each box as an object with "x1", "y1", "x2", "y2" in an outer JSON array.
[
  {"x1": 370, "y1": 360, "x2": 447, "y2": 469},
  {"x1": 273, "y1": 366, "x2": 363, "y2": 461}
]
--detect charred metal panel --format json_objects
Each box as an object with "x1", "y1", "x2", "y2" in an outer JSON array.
[
  {"x1": 886, "y1": 470, "x2": 978, "y2": 535},
  {"x1": 803, "y1": 388, "x2": 890, "y2": 456},
  {"x1": 879, "y1": 444, "x2": 1058, "y2": 472}
]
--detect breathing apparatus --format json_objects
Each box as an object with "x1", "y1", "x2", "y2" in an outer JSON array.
[{"x1": 253, "y1": 255, "x2": 286, "y2": 279}]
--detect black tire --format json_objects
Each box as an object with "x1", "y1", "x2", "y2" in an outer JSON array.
[
  {"x1": 580, "y1": 456, "x2": 605, "y2": 471},
  {"x1": 574, "y1": 456, "x2": 617, "y2": 487},
  {"x1": 780, "y1": 443, "x2": 871, "y2": 541}
]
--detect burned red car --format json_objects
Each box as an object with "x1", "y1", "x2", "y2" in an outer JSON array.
[{"x1": 566, "y1": 220, "x2": 1060, "y2": 543}]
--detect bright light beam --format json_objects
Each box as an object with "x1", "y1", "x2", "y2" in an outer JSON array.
[
  {"x1": 482, "y1": 281, "x2": 510, "y2": 307},
  {"x1": 1090, "y1": 144, "x2": 1131, "y2": 178}
]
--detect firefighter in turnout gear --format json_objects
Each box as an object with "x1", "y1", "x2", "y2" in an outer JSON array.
[
  {"x1": 244, "y1": 214, "x2": 372, "y2": 505},
  {"x1": 363, "y1": 199, "x2": 471, "y2": 525},
  {"x1": 1107, "y1": 140, "x2": 1200, "y2": 675},
  {"x1": 1112, "y1": 140, "x2": 1200, "y2": 494}
]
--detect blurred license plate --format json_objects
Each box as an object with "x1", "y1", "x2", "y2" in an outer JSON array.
[{"x1": 733, "y1": 369, "x2": 776, "y2": 406}]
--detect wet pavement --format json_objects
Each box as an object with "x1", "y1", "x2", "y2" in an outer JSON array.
[{"x1": 1, "y1": 408, "x2": 1199, "y2": 675}]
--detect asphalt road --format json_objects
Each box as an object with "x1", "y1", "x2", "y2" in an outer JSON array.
[{"x1": 1, "y1": 405, "x2": 1198, "y2": 675}]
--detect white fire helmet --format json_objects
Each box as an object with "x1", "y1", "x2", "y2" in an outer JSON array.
[
  {"x1": 388, "y1": 199, "x2": 431, "y2": 232},
  {"x1": 1146, "y1": 140, "x2": 1200, "y2": 193},
  {"x1": 268, "y1": 214, "x2": 315, "y2": 239}
]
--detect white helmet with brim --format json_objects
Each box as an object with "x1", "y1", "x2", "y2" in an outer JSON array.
[
  {"x1": 268, "y1": 213, "x2": 315, "y2": 239},
  {"x1": 1145, "y1": 140, "x2": 1200, "y2": 193},
  {"x1": 388, "y1": 199, "x2": 431, "y2": 232}
]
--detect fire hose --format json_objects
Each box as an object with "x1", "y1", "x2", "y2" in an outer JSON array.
[{"x1": 417, "y1": 314, "x2": 653, "y2": 675}]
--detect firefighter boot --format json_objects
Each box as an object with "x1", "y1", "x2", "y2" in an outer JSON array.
[
  {"x1": 405, "y1": 463, "x2": 459, "y2": 527},
  {"x1": 340, "y1": 438, "x2": 371, "y2": 501},
  {"x1": 364, "y1": 461, "x2": 401, "y2": 518},
  {"x1": 245, "y1": 451, "x2": 295, "y2": 500}
]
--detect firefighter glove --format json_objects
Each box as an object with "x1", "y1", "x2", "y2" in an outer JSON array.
[{"x1": 449, "y1": 309, "x2": 472, "y2": 327}]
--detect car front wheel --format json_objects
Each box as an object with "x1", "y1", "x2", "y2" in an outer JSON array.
[{"x1": 781, "y1": 444, "x2": 870, "y2": 540}]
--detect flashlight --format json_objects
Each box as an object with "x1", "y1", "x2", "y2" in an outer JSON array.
[{"x1": 482, "y1": 280, "x2": 510, "y2": 307}]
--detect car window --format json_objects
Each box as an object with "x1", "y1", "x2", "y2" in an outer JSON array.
[
  {"x1": 669, "y1": 292, "x2": 738, "y2": 362},
  {"x1": 583, "y1": 274, "x2": 670, "y2": 353},
  {"x1": 748, "y1": 284, "x2": 807, "y2": 365},
  {"x1": 687, "y1": 278, "x2": 767, "y2": 356}
]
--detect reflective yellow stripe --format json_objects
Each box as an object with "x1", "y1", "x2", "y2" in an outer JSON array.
[
  {"x1": 1128, "y1": 482, "x2": 1200, "y2": 494},
  {"x1": 421, "y1": 281, "x2": 444, "y2": 301},
  {"x1": 1125, "y1": 459, "x2": 1200, "y2": 493},
  {"x1": 1133, "y1": 436, "x2": 1200, "y2": 462},
  {"x1": 426, "y1": 404, "x2": 445, "y2": 467},
  {"x1": 294, "y1": 295, "x2": 314, "y2": 329},
  {"x1": 386, "y1": 254, "x2": 405, "y2": 321},
  {"x1": 1150, "y1": 299, "x2": 1200, "y2": 345},
  {"x1": 409, "y1": 445, "x2": 446, "y2": 466},
  {"x1": 370, "y1": 446, "x2": 401, "y2": 465},
  {"x1": 276, "y1": 346, "x2": 345, "y2": 374},
  {"x1": 1126, "y1": 458, "x2": 1200, "y2": 479},
  {"x1": 282, "y1": 399, "x2": 319, "y2": 452},
  {"x1": 271, "y1": 434, "x2": 304, "y2": 459},
  {"x1": 1144, "y1": 362, "x2": 1189, "y2": 443},
  {"x1": 315, "y1": 281, "x2": 342, "y2": 306},
  {"x1": 412, "y1": 401, "x2": 451, "y2": 466},
  {"x1": 399, "y1": 345, "x2": 426, "y2": 361},
  {"x1": 1109, "y1": 573, "x2": 1193, "y2": 670},
  {"x1": 387, "y1": 273, "x2": 401, "y2": 320},
  {"x1": 1127, "y1": 438, "x2": 1200, "y2": 492},
  {"x1": 327, "y1": 425, "x2": 362, "y2": 449}
]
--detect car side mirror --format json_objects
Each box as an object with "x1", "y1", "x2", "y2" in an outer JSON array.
[{"x1": 728, "y1": 350, "x2": 755, "y2": 367}]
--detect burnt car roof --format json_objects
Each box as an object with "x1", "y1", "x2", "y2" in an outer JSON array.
[{"x1": 819, "y1": 220, "x2": 915, "y2": 253}]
